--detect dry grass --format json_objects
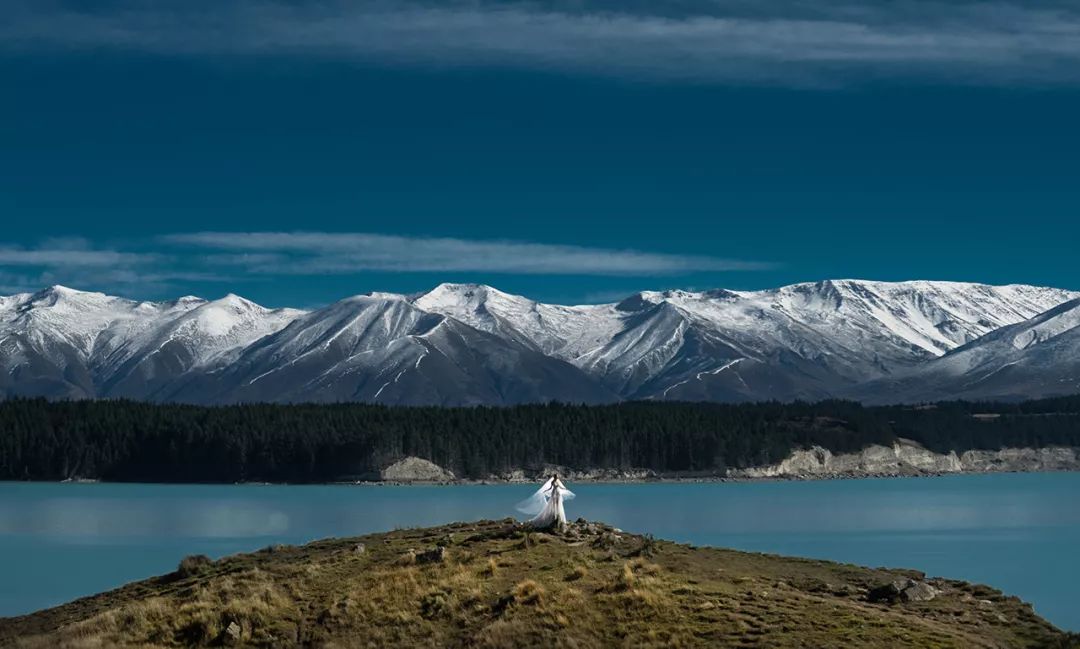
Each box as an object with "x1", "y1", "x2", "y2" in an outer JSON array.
[
  {"x1": 1, "y1": 519, "x2": 1068, "y2": 649},
  {"x1": 480, "y1": 557, "x2": 499, "y2": 578},
  {"x1": 511, "y1": 580, "x2": 545, "y2": 606},
  {"x1": 14, "y1": 572, "x2": 296, "y2": 648}
]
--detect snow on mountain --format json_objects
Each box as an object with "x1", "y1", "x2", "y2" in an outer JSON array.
[
  {"x1": 0, "y1": 280, "x2": 1077, "y2": 405},
  {"x1": 0, "y1": 286, "x2": 303, "y2": 400},
  {"x1": 615, "y1": 280, "x2": 1076, "y2": 400},
  {"x1": 0, "y1": 286, "x2": 192, "y2": 398},
  {"x1": 91, "y1": 294, "x2": 306, "y2": 400},
  {"x1": 175, "y1": 294, "x2": 616, "y2": 406},
  {"x1": 412, "y1": 283, "x2": 625, "y2": 358},
  {"x1": 2, "y1": 286, "x2": 172, "y2": 360},
  {"x1": 412, "y1": 280, "x2": 1077, "y2": 402},
  {"x1": 855, "y1": 298, "x2": 1080, "y2": 403}
]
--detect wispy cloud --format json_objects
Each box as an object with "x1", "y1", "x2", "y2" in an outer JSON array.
[
  {"x1": 0, "y1": 247, "x2": 154, "y2": 268},
  {"x1": 0, "y1": 231, "x2": 769, "y2": 297},
  {"x1": 0, "y1": 238, "x2": 220, "y2": 295},
  {"x1": 163, "y1": 231, "x2": 774, "y2": 276},
  {"x1": 4, "y1": 1, "x2": 1080, "y2": 85}
]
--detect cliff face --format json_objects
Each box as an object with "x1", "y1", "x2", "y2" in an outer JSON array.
[
  {"x1": 380, "y1": 457, "x2": 457, "y2": 482},
  {"x1": 485, "y1": 444, "x2": 1080, "y2": 483},
  {"x1": 729, "y1": 442, "x2": 1080, "y2": 479},
  {"x1": 959, "y1": 447, "x2": 1080, "y2": 473}
]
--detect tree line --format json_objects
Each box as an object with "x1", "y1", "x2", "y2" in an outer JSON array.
[{"x1": 1, "y1": 396, "x2": 1079, "y2": 483}]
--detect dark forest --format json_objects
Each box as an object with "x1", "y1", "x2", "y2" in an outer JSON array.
[{"x1": 2, "y1": 396, "x2": 1079, "y2": 483}]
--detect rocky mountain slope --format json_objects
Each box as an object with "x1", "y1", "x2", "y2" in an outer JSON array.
[
  {"x1": 415, "y1": 281, "x2": 1077, "y2": 402},
  {"x1": 0, "y1": 287, "x2": 303, "y2": 401},
  {"x1": 171, "y1": 295, "x2": 615, "y2": 406},
  {"x1": 1, "y1": 280, "x2": 1076, "y2": 405},
  {"x1": 856, "y1": 298, "x2": 1080, "y2": 403},
  {"x1": 0, "y1": 519, "x2": 1069, "y2": 648}
]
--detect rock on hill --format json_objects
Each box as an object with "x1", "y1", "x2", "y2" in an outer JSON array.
[{"x1": 0, "y1": 520, "x2": 1071, "y2": 648}]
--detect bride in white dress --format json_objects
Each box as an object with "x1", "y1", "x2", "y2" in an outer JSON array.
[{"x1": 515, "y1": 474, "x2": 575, "y2": 531}]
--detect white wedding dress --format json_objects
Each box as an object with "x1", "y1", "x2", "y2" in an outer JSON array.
[{"x1": 515, "y1": 477, "x2": 575, "y2": 530}]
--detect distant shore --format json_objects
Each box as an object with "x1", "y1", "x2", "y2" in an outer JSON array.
[
  {"x1": 36, "y1": 444, "x2": 1080, "y2": 487},
  {"x1": 361, "y1": 467, "x2": 1080, "y2": 487},
  {"x1": 31, "y1": 447, "x2": 1071, "y2": 488},
  {"x1": 349, "y1": 442, "x2": 1080, "y2": 485}
]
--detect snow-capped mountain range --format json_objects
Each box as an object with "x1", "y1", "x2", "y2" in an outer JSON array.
[{"x1": 2, "y1": 280, "x2": 1078, "y2": 405}]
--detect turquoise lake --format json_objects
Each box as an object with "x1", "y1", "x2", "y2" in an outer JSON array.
[{"x1": 1, "y1": 473, "x2": 1078, "y2": 630}]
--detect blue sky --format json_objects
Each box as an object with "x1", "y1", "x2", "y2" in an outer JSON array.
[{"x1": 2, "y1": 1, "x2": 1079, "y2": 307}]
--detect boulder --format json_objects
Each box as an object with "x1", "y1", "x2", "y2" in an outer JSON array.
[
  {"x1": 900, "y1": 580, "x2": 939, "y2": 602},
  {"x1": 223, "y1": 621, "x2": 242, "y2": 644},
  {"x1": 868, "y1": 579, "x2": 907, "y2": 603},
  {"x1": 868, "y1": 578, "x2": 939, "y2": 604}
]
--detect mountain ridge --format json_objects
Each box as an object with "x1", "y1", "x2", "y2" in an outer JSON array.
[
  {"x1": 856, "y1": 297, "x2": 1080, "y2": 403},
  {"x1": 1, "y1": 280, "x2": 1077, "y2": 405}
]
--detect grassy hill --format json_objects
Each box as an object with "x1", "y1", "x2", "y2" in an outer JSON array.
[{"x1": 0, "y1": 519, "x2": 1074, "y2": 648}]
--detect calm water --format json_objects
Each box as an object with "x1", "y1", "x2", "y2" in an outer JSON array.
[{"x1": 1, "y1": 473, "x2": 1078, "y2": 630}]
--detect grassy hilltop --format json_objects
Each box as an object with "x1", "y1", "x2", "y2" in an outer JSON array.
[{"x1": 0, "y1": 520, "x2": 1074, "y2": 648}]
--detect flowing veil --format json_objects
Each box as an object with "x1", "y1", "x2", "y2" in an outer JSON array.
[{"x1": 516, "y1": 477, "x2": 575, "y2": 528}]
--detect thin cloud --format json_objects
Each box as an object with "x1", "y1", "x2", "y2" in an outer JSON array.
[
  {"x1": 0, "y1": 232, "x2": 770, "y2": 297},
  {"x1": 163, "y1": 231, "x2": 774, "y2": 276},
  {"x1": 0, "y1": 236, "x2": 157, "y2": 266},
  {"x1": 0, "y1": 247, "x2": 156, "y2": 268},
  {"x1": 3, "y1": 1, "x2": 1080, "y2": 84},
  {"x1": 0, "y1": 240, "x2": 220, "y2": 296}
]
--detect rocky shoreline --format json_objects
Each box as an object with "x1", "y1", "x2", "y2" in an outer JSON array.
[
  {"x1": 726, "y1": 442, "x2": 1080, "y2": 480},
  {"x1": 50, "y1": 445, "x2": 1080, "y2": 487},
  {"x1": 361, "y1": 444, "x2": 1080, "y2": 485}
]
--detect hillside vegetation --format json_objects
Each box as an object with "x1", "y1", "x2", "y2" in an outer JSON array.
[{"x1": 0, "y1": 519, "x2": 1073, "y2": 648}]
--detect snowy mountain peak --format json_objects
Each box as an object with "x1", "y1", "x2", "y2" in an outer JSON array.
[
  {"x1": 639, "y1": 289, "x2": 696, "y2": 303},
  {"x1": 702, "y1": 289, "x2": 743, "y2": 301},
  {"x1": 364, "y1": 291, "x2": 409, "y2": 301},
  {"x1": 40, "y1": 284, "x2": 88, "y2": 297},
  {"x1": 413, "y1": 283, "x2": 536, "y2": 326},
  {"x1": 431, "y1": 282, "x2": 496, "y2": 293},
  {"x1": 415, "y1": 283, "x2": 520, "y2": 307},
  {"x1": 27, "y1": 284, "x2": 111, "y2": 306},
  {"x1": 208, "y1": 293, "x2": 278, "y2": 314},
  {"x1": 219, "y1": 292, "x2": 251, "y2": 304},
  {"x1": 150, "y1": 294, "x2": 303, "y2": 358},
  {"x1": 1, "y1": 280, "x2": 1077, "y2": 405},
  {"x1": 613, "y1": 289, "x2": 714, "y2": 312}
]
